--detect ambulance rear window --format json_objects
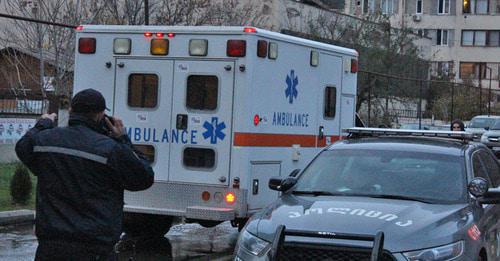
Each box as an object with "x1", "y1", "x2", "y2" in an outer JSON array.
[
  {"x1": 186, "y1": 75, "x2": 218, "y2": 111},
  {"x1": 183, "y1": 147, "x2": 216, "y2": 169},
  {"x1": 324, "y1": 86, "x2": 337, "y2": 118},
  {"x1": 128, "y1": 74, "x2": 158, "y2": 108}
]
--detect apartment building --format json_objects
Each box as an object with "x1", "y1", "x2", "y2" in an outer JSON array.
[{"x1": 346, "y1": 0, "x2": 500, "y2": 97}]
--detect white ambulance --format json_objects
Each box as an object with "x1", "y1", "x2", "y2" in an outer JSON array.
[{"x1": 73, "y1": 25, "x2": 358, "y2": 236}]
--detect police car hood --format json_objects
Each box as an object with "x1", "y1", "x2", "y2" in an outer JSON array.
[{"x1": 250, "y1": 195, "x2": 470, "y2": 253}]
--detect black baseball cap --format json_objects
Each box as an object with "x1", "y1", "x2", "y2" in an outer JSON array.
[{"x1": 71, "y1": 88, "x2": 109, "y2": 113}]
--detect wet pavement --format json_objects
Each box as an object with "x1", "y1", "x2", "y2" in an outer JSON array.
[{"x1": 0, "y1": 221, "x2": 239, "y2": 261}]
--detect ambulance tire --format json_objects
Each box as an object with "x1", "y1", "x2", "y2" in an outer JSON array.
[
  {"x1": 123, "y1": 213, "x2": 173, "y2": 238},
  {"x1": 198, "y1": 220, "x2": 222, "y2": 228}
]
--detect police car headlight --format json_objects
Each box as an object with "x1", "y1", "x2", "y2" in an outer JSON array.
[
  {"x1": 403, "y1": 241, "x2": 463, "y2": 261},
  {"x1": 238, "y1": 230, "x2": 270, "y2": 256},
  {"x1": 480, "y1": 134, "x2": 488, "y2": 143}
]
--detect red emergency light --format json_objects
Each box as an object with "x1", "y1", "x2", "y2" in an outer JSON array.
[
  {"x1": 257, "y1": 40, "x2": 268, "y2": 58},
  {"x1": 351, "y1": 59, "x2": 358, "y2": 73},
  {"x1": 167, "y1": 33, "x2": 176, "y2": 38},
  {"x1": 156, "y1": 32, "x2": 164, "y2": 38},
  {"x1": 144, "y1": 32, "x2": 153, "y2": 37},
  {"x1": 227, "y1": 40, "x2": 246, "y2": 57},
  {"x1": 244, "y1": 27, "x2": 257, "y2": 33},
  {"x1": 78, "y1": 38, "x2": 96, "y2": 54},
  {"x1": 76, "y1": 25, "x2": 84, "y2": 31}
]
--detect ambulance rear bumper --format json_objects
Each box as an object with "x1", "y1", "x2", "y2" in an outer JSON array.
[
  {"x1": 124, "y1": 205, "x2": 236, "y2": 221},
  {"x1": 123, "y1": 182, "x2": 247, "y2": 221}
]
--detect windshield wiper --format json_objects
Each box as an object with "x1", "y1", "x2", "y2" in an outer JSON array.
[
  {"x1": 366, "y1": 194, "x2": 433, "y2": 204},
  {"x1": 292, "y1": 190, "x2": 339, "y2": 196}
]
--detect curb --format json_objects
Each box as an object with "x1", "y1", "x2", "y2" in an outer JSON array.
[{"x1": 0, "y1": 209, "x2": 35, "y2": 226}]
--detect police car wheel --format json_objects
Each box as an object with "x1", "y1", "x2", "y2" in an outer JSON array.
[{"x1": 123, "y1": 213, "x2": 173, "y2": 238}]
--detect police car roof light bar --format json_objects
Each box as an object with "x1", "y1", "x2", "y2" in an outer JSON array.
[
  {"x1": 270, "y1": 225, "x2": 385, "y2": 261},
  {"x1": 344, "y1": 127, "x2": 474, "y2": 141}
]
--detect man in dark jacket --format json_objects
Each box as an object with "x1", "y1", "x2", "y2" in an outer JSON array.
[{"x1": 15, "y1": 88, "x2": 154, "y2": 261}]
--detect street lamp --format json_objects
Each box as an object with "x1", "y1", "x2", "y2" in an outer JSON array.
[{"x1": 486, "y1": 66, "x2": 492, "y2": 116}]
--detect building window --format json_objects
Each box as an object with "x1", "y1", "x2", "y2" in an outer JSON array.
[
  {"x1": 436, "y1": 30, "x2": 448, "y2": 45},
  {"x1": 460, "y1": 62, "x2": 486, "y2": 79},
  {"x1": 463, "y1": 0, "x2": 471, "y2": 13},
  {"x1": 489, "y1": 31, "x2": 500, "y2": 46},
  {"x1": 438, "y1": 0, "x2": 450, "y2": 14},
  {"x1": 431, "y1": 61, "x2": 454, "y2": 78},
  {"x1": 416, "y1": 0, "x2": 423, "y2": 14},
  {"x1": 128, "y1": 74, "x2": 158, "y2": 108},
  {"x1": 186, "y1": 75, "x2": 218, "y2": 111},
  {"x1": 324, "y1": 87, "x2": 337, "y2": 118},
  {"x1": 462, "y1": 30, "x2": 500, "y2": 46},
  {"x1": 497, "y1": 0, "x2": 500, "y2": 13},
  {"x1": 362, "y1": 0, "x2": 375, "y2": 14},
  {"x1": 464, "y1": 0, "x2": 491, "y2": 14},
  {"x1": 381, "y1": 0, "x2": 394, "y2": 14},
  {"x1": 183, "y1": 147, "x2": 215, "y2": 169},
  {"x1": 476, "y1": 0, "x2": 489, "y2": 14}
]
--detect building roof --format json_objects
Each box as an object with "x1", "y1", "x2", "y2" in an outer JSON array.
[{"x1": 0, "y1": 46, "x2": 73, "y2": 71}]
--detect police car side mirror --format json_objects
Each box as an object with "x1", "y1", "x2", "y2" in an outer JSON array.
[
  {"x1": 269, "y1": 177, "x2": 297, "y2": 192},
  {"x1": 468, "y1": 177, "x2": 489, "y2": 198}
]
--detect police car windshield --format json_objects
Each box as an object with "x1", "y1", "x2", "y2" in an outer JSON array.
[{"x1": 294, "y1": 149, "x2": 466, "y2": 204}]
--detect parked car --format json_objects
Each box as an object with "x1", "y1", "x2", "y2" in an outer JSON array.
[
  {"x1": 234, "y1": 128, "x2": 500, "y2": 261},
  {"x1": 466, "y1": 115, "x2": 500, "y2": 141},
  {"x1": 481, "y1": 118, "x2": 500, "y2": 151}
]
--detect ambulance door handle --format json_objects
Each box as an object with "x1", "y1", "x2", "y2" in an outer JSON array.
[
  {"x1": 117, "y1": 62, "x2": 125, "y2": 68},
  {"x1": 176, "y1": 114, "x2": 188, "y2": 130},
  {"x1": 318, "y1": 126, "x2": 324, "y2": 140}
]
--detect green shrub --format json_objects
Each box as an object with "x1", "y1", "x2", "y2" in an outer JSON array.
[{"x1": 10, "y1": 164, "x2": 32, "y2": 205}]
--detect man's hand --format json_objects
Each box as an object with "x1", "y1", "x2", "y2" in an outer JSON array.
[
  {"x1": 105, "y1": 116, "x2": 126, "y2": 138},
  {"x1": 41, "y1": 113, "x2": 57, "y2": 122}
]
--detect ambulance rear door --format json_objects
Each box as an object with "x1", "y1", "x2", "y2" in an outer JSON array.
[
  {"x1": 169, "y1": 60, "x2": 235, "y2": 186},
  {"x1": 114, "y1": 58, "x2": 174, "y2": 181}
]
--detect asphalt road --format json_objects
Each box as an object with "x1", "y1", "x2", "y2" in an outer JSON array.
[{"x1": 0, "y1": 221, "x2": 239, "y2": 261}]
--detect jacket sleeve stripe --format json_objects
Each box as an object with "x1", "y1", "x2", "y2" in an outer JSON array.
[{"x1": 33, "y1": 146, "x2": 108, "y2": 164}]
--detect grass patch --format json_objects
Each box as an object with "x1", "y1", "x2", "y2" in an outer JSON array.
[{"x1": 0, "y1": 163, "x2": 36, "y2": 211}]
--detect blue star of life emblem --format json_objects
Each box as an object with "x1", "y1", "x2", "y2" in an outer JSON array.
[
  {"x1": 203, "y1": 117, "x2": 226, "y2": 144},
  {"x1": 285, "y1": 70, "x2": 299, "y2": 104}
]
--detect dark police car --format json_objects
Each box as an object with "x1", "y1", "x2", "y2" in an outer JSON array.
[{"x1": 234, "y1": 128, "x2": 500, "y2": 261}]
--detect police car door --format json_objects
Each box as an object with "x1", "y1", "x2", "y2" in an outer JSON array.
[
  {"x1": 169, "y1": 60, "x2": 234, "y2": 185},
  {"x1": 114, "y1": 58, "x2": 174, "y2": 181}
]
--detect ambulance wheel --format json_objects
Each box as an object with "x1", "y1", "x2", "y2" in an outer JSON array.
[
  {"x1": 123, "y1": 213, "x2": 173, "y2": 238},
  {"x1": 198, "y1": 220, "x2": 222, "y2": 228}
]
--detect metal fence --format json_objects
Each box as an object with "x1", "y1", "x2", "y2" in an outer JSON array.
[
  {"x1": 358, "y1": 70, "x2": 500, "y2": 127},
  {"x1": 0, "y1": 94, "x2": 59, "y2": 116}
]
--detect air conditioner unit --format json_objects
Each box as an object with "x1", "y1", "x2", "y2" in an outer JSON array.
[{"x1": 413, "y1": 14, "x2": 422, "y2": 22}]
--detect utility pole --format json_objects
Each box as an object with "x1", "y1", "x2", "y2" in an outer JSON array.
[
  {"x1": 145, "y1": 0, "x2": 149, "y2": 25},
  {"x1": 486, "y1": 66, "x2": 492, "y2": 116},
  {"x1": 479, "y1": 64, "x2": 483, "y2": 115},
  {"x1": 33, "y1": 0, "x2": 46, "y2": 100}
]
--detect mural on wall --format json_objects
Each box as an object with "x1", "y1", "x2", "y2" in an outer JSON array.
[{"x1": 0, "y1": 118, "x2": 36, "y2": 144}]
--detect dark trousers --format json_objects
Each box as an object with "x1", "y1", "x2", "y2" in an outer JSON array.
[{"x1": 35, "y1": 241, "x2": 117, "y2": 261}]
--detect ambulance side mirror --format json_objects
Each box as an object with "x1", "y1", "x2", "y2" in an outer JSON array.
[{"x1": 269, "y1": 177, "x2": 297, "y2": 192}]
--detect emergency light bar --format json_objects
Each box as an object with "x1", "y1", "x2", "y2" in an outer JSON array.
[{"x1": 344, "y1": 127, "x2": 474, "y2": 140}]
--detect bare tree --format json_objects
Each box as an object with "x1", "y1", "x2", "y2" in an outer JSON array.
[{"x1": 0, "y1": 0, "x2": 108, "y2": 98}]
